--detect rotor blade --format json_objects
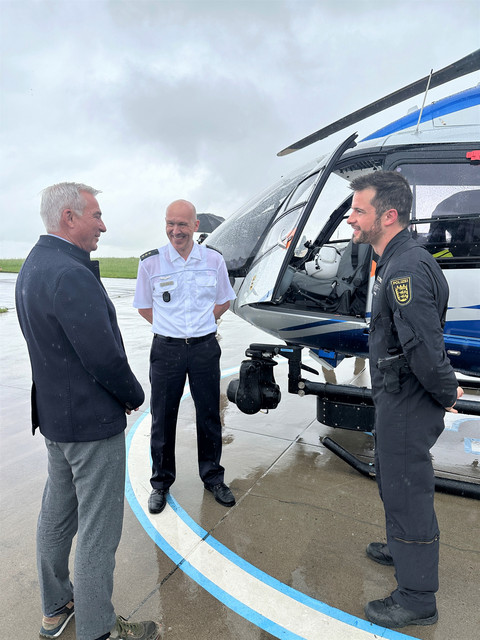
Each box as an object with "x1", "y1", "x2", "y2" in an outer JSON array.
[{"x1": 278, "y1": 49, "x2": 480, "y2": 156}]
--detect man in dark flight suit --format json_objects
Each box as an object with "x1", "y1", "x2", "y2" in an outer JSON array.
[{"x1": 347, "y1": 171, "x2": 463, "y2": 629}]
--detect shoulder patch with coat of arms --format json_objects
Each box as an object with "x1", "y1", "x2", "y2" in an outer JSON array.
[{"x1": 390, "y1": 276, "x2": 412, "y2": 305}]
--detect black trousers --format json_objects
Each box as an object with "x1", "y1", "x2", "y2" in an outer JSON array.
[
  {"x1": 373, "y1": 374, "x2": 445, "y2": 613},
  {"x1": 149, "y1": 333, "x2": 224, "y2": 490}
]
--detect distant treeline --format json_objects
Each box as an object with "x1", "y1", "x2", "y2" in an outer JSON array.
[{"x1": 0, "y1": 258, "x2": 139, "y2": 279}]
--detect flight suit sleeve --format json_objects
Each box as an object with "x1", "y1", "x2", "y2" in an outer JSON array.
[{"x1": 386, "y1": 266, "x2": 458, "y2": 409}]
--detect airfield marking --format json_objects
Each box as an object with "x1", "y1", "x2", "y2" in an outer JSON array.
[
  {"x1": 464, "y1": 438, "x2": 480, "y2": 455},
  {"x1": 125, "y1": 369, "x2": 414, "y2": 640},
  {"x1": 445, "y1": 414, "x2": 480, "y2": 453}
]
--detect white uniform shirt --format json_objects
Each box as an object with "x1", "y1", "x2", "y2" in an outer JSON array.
[{"x1": 133, "y1": 242, "x2": 236, "y2": 338}]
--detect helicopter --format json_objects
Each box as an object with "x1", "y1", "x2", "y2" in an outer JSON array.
[{"x1": 205, "y1": 50, "x2": 480, "y2": 498}]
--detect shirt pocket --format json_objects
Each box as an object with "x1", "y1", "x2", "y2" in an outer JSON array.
[
  {"x1": 153, "y1": 277, "x2": 177, "y2": 304},
  {"x1": 195, "y1": 271, "x2": 217, "y2": 303}
]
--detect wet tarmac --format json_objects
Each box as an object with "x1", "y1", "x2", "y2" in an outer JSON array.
[{"x1": 1, "y1": 272, "x2": 479, "y2": 640}]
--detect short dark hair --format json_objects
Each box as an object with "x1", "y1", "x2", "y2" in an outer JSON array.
[{"x1": 349, "y1": 171, "x2": 412, "y2": 227}]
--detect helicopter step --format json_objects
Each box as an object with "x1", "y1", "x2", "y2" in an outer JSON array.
[
  {"x1": 290, "y1": 376, "x2": 479, "y2": 499},
  {"x1": 321, "y1": 435, "x2": 480, "y2": 500},
  {"x1": 311, "y1": 381, "x2": 480, "y2": 500}
]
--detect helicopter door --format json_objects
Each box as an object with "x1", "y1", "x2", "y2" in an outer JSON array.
[{"x1": 238, "y1": 133, "x2": 357, "y2": 307}]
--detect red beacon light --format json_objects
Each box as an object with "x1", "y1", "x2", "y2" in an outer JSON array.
[{"x1": 466, "y1": 150, "x2": 480, "y2": 162}]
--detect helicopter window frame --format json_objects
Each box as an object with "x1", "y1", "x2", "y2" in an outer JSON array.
[
  {"x1": 236, "y1": 132, "x2": 359, "y2": 310},
  {"x1": 248, "y1": 171, "x2": 322, "y2": 268},
  {"x1": 250, "y1": 202, "x2": 307, "y2": 267},
  {"x1": 385, "y1": 155, "x2": 480, "y2": 268},
  {"x1": 205, "y1": 165, "x2": 314, "y2": 277},
  {"x1": 276, "y1": 172, "x2": 319, "y2": 216},
  {"x1": 289, "y1": 171, "x2": 353, "y2": 257}
]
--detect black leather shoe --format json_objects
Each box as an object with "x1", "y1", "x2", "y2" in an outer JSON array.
[
  {"x1": 148, "y1": 489, "x2": 168, "y2": 514},
  {"x1": 365, "y1": 596, "x2": 438, "y2": 628},
  {"x1": 366, "y1": 542, "x2": 394, "y2": 566},
  {"x1": 204, "y1": 482, "x2": 235, "y2": 507}
]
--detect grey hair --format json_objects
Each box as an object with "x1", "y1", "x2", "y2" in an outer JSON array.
[{"x1": 40, "y1": 182, "x2": 101, "y2": 232}]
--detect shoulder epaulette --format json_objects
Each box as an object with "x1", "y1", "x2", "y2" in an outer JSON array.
[{"x1": 140, "y1": 249, "x2": 159, "y2": 261}]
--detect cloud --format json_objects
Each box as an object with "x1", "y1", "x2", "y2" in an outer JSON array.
[{"x1": 1, "y1": 0, "x2": 479, "y2": 257}]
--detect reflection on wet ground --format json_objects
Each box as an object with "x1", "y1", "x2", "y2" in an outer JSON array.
[{"x1": 1, "y1": 273, "x2": 479, "y2": 640}]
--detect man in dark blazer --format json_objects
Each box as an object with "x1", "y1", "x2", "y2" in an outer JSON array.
[{"x1": 16, "y1": 183, "x2": 161, "y2": 640}]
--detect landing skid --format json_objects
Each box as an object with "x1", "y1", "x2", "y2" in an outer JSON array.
[{"x1": 322, "y1": 436, "x2": 480, "y2": 500}]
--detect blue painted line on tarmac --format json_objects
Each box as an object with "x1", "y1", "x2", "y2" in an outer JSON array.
[
  {"x1": 446, "y1": 416, "x2": 477, "y2": 432},
  {"x1": 445, "y1": 416, "x2": 480, "y2": 453},
  {"x1": 167, "y1": 494, "x2": 410, "y2": 638},
  {"x1": 125, "y1": 371, "x2": 414, "y2": 640},
  {"x1": 125, "y1": 467, "x2": 304, "y2": 639},
  {"x1": 464, "y1": 438, "x2": 480, "y2": 455},
  {"x1": 125, "y1": 421, "x2": 309, "y2": 639}
]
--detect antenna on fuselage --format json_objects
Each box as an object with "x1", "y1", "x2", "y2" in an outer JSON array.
[{"x1": 415, "y1": 69, "x2": 433, "y2": 134}]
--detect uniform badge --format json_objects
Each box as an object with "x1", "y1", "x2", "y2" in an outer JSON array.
[{"x1": 391, "y1": 276, "x2": 412, "y2": 306}]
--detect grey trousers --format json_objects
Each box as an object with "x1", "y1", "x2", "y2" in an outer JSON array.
[{"x1": 38, "y1": 432, "x2": 125, "y2": 640}]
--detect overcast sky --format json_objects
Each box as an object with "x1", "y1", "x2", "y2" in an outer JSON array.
[{"x1": 1, "y1": 0, "x2": 479, "y2": 258}]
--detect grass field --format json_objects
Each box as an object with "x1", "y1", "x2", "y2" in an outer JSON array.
[
  {"x1": 0, "y1": 257, "x2": 139, "y2": 279},
  {"x1": 96, "y1": 257, "x2": 139, "y2": 279},
  {"x1": 0, "y1": 259, "x2": 24, "y2": 273}
]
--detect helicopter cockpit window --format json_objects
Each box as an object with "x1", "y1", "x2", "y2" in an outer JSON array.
[
  {"x1": 292, "y1": 171, "x2": 353, "y2": 257},
  {"x1": 276, "y1": 172, "x2": 318, "y2": 216},
  {"x1": 396, "y1": 163, "x2": 480, "y2": 262},
  {"x1": 254, "y1": 173, "x2": 320, "y2": 259},
  {"x1": 281, "y1": 170, "x2": 372, "y2": 317},
  {"x1": 206, "y1": 165, "x2": 312, "y2": 276}
]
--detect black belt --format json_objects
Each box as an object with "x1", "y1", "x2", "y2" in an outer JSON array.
[{"x1": 154, "y1": 332, "x2": 215, "y2": 345}]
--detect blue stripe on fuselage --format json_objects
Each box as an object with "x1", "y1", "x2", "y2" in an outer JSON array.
[
  {"x1": 362, "y1": 86, "x2": 480, "y2": 141},
  {"x1": 281, "y1": 318, "x2": 347, "y2": 332}
]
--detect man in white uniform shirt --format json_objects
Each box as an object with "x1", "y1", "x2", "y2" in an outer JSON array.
[{"x1": 134, "y1": 199, "x2": 236, "y2": 514}]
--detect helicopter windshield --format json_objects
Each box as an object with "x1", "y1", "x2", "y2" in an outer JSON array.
[{"x1": 206, "y1": 161, "x2": 318, "y2": 276}]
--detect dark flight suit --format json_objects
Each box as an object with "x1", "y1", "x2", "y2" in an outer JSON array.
[{"x1": 369, "y1": 228, "x2": 458, "y2": 614}]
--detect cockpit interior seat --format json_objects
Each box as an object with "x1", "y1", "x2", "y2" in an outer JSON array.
[
  {"x1": 289, "y1": 240, "x2": 372, "y2": 316},
  {"x1": 426, "y1": 190, "x2": 480, "y2": 257}
]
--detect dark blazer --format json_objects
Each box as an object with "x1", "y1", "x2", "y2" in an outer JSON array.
[{"x1": 16, "y1": 235, "x2": 144, "y2": 442}]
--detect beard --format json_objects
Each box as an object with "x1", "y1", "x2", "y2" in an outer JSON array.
[{"x1": 352, "y1": 217, "x2": 382, "y2": 245}]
